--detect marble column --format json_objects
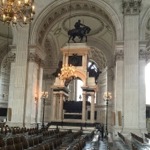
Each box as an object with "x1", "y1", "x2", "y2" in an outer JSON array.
[
  {"x1": 52, "y1": 93, "x2": 57, "y2": 121},
  {"x1": 59, "y1": 93, "x2": 63, "y2": 121},
  {"x1": 114, "y1": 46, "x2": 124, "y2": 129},
  {"x1": 7, "y1": 26, "x2": 30, "y2": 127},
  {"x1": 122, "y1": 1, "x2": 142, "y2": 133},
  {"x1": 82, "y1": 92, "x2": 86, "y2": 122},
  {"x1": 7, "y1": 24, "x2": 45, "y2": 127},
  {"x1": 139, "y1": 47, "x2": 147, "y2": 132},
  {"x1": 25, "y1": 48, "x2": 45, "y2": 127},
  {"x1": 90, "y1": 93, "x2": 95, "y2": 123},
  {"x1": 37, "y1": 66, "x2": 43, "y2": 125},
  {"x1": 7, "y1": 51, "x2": 16, "y2": 122}
]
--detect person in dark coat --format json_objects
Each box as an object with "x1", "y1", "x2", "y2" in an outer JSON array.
[{"x1": 100, "y1": 124, "x2": 104, "y2": 140}]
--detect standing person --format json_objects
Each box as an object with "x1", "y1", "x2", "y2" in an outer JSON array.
[{"x1": 100, "y1": 124, "x2": 104, "y2": 140}]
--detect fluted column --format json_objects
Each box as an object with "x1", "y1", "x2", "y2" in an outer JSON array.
[
  {"x1": 59, "y1": 93, "x2": 63, "y2": 121},
  {"x1": 52, "y1": 93, "x2": 57, "y2": 121},
  {"x1": 90, "y1": 93, "x2": 95, "y2": 123},
  {"x1": 139, "y1": 46, "x2": 147, "y2": 132},
  {"x1": 7, "y1": 26, "x2": 30, "y2": 127},
  {"x1": 25, "y1": 47, "x2": 45, "y2": 127},
  {"x1": 37, "y1": 66, "x2": 43, "y2": 125},
  {"x1": 114, "y1": 45, "x2": 124, "y2": 128},
  {"x1": 122, "y1": 0, "x2": 142, "y2": 133},
  {"x1": 82, "y1": 92, "x2": 86, "y2": 122}
]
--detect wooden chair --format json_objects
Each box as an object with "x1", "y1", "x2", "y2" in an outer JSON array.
[
  {"x1": 6, "y1": 138, "x2": 14, "y2": 146},
  {"x1": 21, "y1": 138, "x2": 29, "y2": 149},
  {"x1": 28, "y1": 138, "x2": 34, "y2": 147},
  {"x1": 43, "y1": 144, "x2": 50, "y2": 150},
  {"x1": 0, "y1": 147, "x2": 6, "y2": 150},
  {"x1": 0, "y1": 139, "x2": 5, "y2": 148},
  {"x1": 33, "y1": 137, "x2": 39, "y2": 146},
  {"x1": 13, "y1": 136, "x2": 21, "y2": 144},
  {"x1": 5, "y1": 145, "x2": 15, "y2": 150},
  {"x1": 14, "y1": 143, "x2": 23, "y2": 150}
]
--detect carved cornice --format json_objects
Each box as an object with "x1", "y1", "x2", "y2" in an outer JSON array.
[
  {"x1": 115, "y1": 50, "x2": 124, "y2": 61},
  {"x1": 122, "y1": 0, "x2": 142, "y2": 15}
]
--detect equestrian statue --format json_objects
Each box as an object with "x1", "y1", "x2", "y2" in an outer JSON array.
[{"x1": 68, "y1": 20, "x2": 91, "y2": 43}]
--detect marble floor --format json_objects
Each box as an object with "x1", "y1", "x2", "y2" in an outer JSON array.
[
  {"x1": 83, "y1": 139, "x2": 109, "y2": 150},
  {"x1": 83, "y1": 131, "x2": 110, "y2": 150}
]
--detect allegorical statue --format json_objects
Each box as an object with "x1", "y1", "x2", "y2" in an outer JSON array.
[{"x1": 68, "y1": 20, "x2": 91, "y2": 43}]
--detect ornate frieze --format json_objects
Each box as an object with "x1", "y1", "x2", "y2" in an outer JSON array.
[
  {"x1": 122, "y1": 0, "x2": 142, "y2": 15},
  {"x1": 115, "y1": 50, "x2": 124, "y2": 61}
]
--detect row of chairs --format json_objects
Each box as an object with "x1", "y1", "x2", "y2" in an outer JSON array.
[
  {"x1": 0, "y1": 127, "x2": 42, "y2": 136},
  {"x1": 0, "y1": 129, "x2": 72, "y2": 150},
  {"x1": 72, "y1": 130, "x2": 82, "y2": 139},
  {"x1": 67, "y1": 136, "x2": 86, "y2": 150},
  {"x1": 0, "y1": 135, "x2": 43, "y2": 148},
  {"x1": 0, "y1": 138, "x2": 62, "y2": 150}
]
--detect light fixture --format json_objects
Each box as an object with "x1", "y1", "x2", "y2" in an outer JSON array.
[
  {"x1": 103, "y1": 91, "x2": 112, "y2": 139},
  {"x1": 41, "y1": 91, "x2": 48, "y2": 129},
  {"x1": 0, "y1": 0, "x2": 35, "y2": 24},
  {"x1": 103, "y1": 91, "x2": 112, "y2": 101},
  {"x1": 41, "y1": 91, "x2": 48, "y2": 99},
  {"x1": 58, "y1": 64, "x2": 76, "y2": 81}
]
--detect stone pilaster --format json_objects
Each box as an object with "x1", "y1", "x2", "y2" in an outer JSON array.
[
  {"x1": 7, "y1": 26, "x2": 30, "y2": 127},
  {"x1": 122, "y1": 2, "x2": 141, "y2": 134},
  {"x1": 59, "y1": 93, "x2": 63, "y2": 121},
  {"x1": 139, "y1": 44, "x2": 147, "y2": 133},
  {"x1": 7, "y1": 24, "x2": 46, "y2": 127},
  {"x1": 82, "y1": 92, "x2": 86, "y2": 122},
  {"x1": 52, "y1": 93, "x2": 57, "y2": 121},
  {"x1": 114, "y1": 45, "x2": 124, "y2": 129},
  {"x1": 25, "y1": 46, "x2": 45, "y2": 127},
  {"x1": 90, "y1": 93, "x2": 95, "y2": 123}
]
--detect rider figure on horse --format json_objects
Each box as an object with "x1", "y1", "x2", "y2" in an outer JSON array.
[
  {"x1": 74, "y1": 20, "x2": 85, "y2": 31},
  {"x1": 68, "y1": 20, "x2": 90, "y2": 43}
]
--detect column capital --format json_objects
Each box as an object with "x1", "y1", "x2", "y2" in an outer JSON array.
[
  {"x1": 115, "y1": 50, "x2": 124, "y2": 61},
  {"x1": 28, "y1": 45, "x2": 46, "y2": 65},
  {"x1": 139, "y1": 50, "x2": 146, "y2": 60},
  {"x1": 122, "y1": 0, "x2": 142, "y2": 15},
  {"x1": 2, "y1": 51, "x2": 16, "y2": 71},
  {"x1": 146, "y1": 51, "x2": 150, "y2": 63},
  {"x1": 115, "y1": 42, "x2": 124, "y2": 62}
]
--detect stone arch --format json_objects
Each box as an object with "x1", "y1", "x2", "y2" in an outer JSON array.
[
  {"x1": 140, "y1": 7, "x2": 150, "y2": 41},
  {"x1": 74, "y1": 69, "x2": 86, "y2": 86},
  {"x1": 30, "y1": 0, "x2": 122, "y2": 46}
]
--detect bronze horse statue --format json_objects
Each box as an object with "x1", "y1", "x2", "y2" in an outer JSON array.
[{"x1": 68, "y1": 26, "x2": 91, "y2": 43}]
